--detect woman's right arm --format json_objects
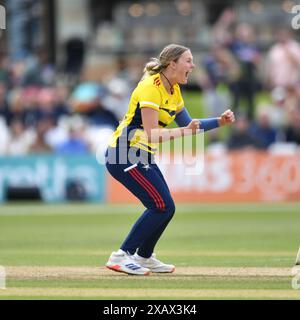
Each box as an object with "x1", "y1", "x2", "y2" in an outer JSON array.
[{"x1": 141, "y1": 108, "x2": 200, "y2": 143}]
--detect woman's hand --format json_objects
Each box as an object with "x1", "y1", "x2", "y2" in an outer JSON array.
[{"x1": 219, "y1": 109, "x2": 235, "y2": 126}]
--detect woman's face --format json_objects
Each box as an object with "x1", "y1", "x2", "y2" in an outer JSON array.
[{"x1": 173, "y1": 50, "x2": 195, "y2": 84}]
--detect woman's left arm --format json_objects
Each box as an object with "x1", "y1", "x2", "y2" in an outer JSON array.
[{"x1": 175, "y1": 108, "x2": 235, "y2": 131}]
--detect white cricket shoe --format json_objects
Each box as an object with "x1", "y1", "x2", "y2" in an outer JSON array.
[
  {"x1": 106, "y1": 250, "x2": 151, "y2": 276},
  {"x1": 133, "y1": 253, "x2": 175, "y2": 273}
]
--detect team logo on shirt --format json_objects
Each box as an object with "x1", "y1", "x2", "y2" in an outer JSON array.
[{"x1": 153, "y1": 77, "x2": 161, "y2": 87}]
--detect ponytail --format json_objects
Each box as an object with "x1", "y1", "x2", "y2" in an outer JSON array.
[
  {"x1": 141, "y1": 44, "x2": 189, "y2": 80},
  {"x1": 142, "y1": 58, "x2": 165, "y2": 80}
]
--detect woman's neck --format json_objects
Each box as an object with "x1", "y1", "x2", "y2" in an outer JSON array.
[{"x1": 160, "y1": 71, "x2": 176, "y2": 95}]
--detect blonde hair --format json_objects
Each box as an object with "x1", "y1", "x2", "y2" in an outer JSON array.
[{"x1": 142, "y1": 44, "x2": 189, "y2": 79}]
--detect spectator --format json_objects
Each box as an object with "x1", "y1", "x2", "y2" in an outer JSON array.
[
  {"x1": 29, "y1": 118, "x2": 53, "y2": 154},
  {"x1": 64, "y1": 38, "x2": 85, "y2": 75},
  {"x1": 198, "y1": 43, "x2": 240, "y2": 117},
  {"x1": 211, "y1": 8, "x2": 236, "y2": 47},
  {"x1": 265, "y1": 29, "x2": 300, "y2": 115},
  {"x1": 103, "y1": 78, "x2": 131, "y2": 120},
  {"x1": 227, "y1": 115, "x2": 263, "y2": 150},
  {"x1": 229, "y1": 23, "x2": 261, "y2": 120},
  {"x1": 265, "y1": 29, "x2": 300, "y2": 90},
  {"x1": 114, "y1": 56, "x2": 137, "y2": 90},
  {"x1": 52, "y1": 84, "x2": 71, "y2": 124},
  {"x1": 70, "y1": 82, "x2": 118, "y2": 128},
  {"x1": 88, "y1": 101, "x2": 121, "y2": 128},
  {"x1": 284, "y1": 107, "x2": 300, "y2": 145},
  {"x1": 21, "y1": 86, "x2": 41, "y2": 128},
  {"x1": 70, "y1": 82, "x2": 104, "y2": 113},
  {"x1": 44, "y1": 117, "x2": 69, "y2": 151},
  {"x1": 6, "y1": 119, "x2": 35, "y2": 156},
  {"x1": 10, "y1": 59, "x2": 27, "y2": 87},
  {"x1": 37, "y1": 87, "x2": 61, "y2": 124},
  {"x1": 6, "y1": 88, "x2": 25, "y2": 125},
  {"x1": 21, "y1": 48, "x2": 56, "y2": 87},
  {"x1": 249, "y1": 107, "x2": 278, "y2": 149},
  {"x1": 54, "y1": 117, "x2": 90, "y2": 155},
  {"x1": 0, "y1": 82, "x2": 10, "y2": 124},
  {"x1": 0, "y1": 53, "x2": 12, "y2": 87}
]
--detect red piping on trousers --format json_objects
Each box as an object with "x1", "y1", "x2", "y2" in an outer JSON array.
[{"x1": 128, "y1": 168, "x2": 165, "y2": 210}]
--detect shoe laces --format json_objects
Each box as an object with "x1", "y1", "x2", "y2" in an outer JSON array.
[
  {"x1": 140, "y1": 253, "x2": 161, "y2": 264},
  {"x1": 149, "y1": 253, "x2": 163, "y2": 264},
  {"x1": 134, "y1": 253, "x2": 163, "y2": 264}
]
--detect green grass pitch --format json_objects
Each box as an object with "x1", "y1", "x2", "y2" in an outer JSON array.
[{"x1": 0, "y1": 202, "x2": 300, "y2": 299}]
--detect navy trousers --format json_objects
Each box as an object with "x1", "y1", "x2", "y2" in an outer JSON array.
[{"x1": 105, "y1": 146, "x2": 175, "y2": 258}]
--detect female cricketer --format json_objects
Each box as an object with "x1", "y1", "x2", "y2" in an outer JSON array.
[{"x1": 105, "y1": 44, "x2": 235, "y2": 275}]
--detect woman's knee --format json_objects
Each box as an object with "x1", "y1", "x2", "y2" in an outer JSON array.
[
  {"x1": 162, "y1": 198, "x2": 176, "y2": 217},
  {"x1": 145, "y1": 197, "x2": 175, "y2": 217}
]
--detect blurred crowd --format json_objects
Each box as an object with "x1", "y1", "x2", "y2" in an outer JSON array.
[
  {"x1": 197, "y1": 9, "x2": 300, "y2": 151},
  {"x1": 1, "y1": 9, "x2": 300, "y2": 157},
  {"x1": 0, "y1": 47, "x2": 130, "y2": 157}
]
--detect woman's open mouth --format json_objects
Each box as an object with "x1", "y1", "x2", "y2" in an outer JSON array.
[{"x1": 185, "y1": 70, "x2": 191, "y2": 80}]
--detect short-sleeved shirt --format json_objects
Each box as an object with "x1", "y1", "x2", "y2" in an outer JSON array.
[{"x1": 108, "y1": 73, "x2": 185, "y2": 154}]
